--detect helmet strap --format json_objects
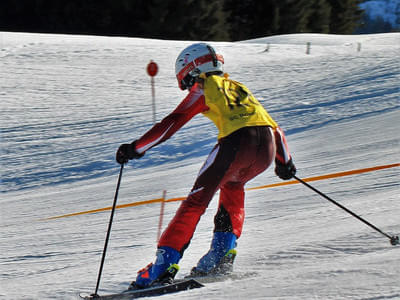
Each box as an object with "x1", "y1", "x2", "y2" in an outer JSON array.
[{"x1": 181, "y1": 73, "x2": 197, "y2": 90}]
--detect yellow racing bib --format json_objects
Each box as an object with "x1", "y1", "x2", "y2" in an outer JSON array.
[{"x1": 202, "y1": 74, "x2": 278, "y2": 139}]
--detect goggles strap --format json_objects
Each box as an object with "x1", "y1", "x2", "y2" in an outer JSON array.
[{"x1": 206, "y1": 45, "x2": 218, "y2": 67}]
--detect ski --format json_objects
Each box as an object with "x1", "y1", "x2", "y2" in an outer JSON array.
[
  {"x1": 185, "y1": 270, "x2": 258, "y2": 284},
  {"x1": 79, "y1": 279, "x2": 204, "y2": 300}
]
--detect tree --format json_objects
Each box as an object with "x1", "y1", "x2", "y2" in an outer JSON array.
[
  {"x1": 224, "y1": 0, "x2": 334, "y2": 40},
  {"x1": 141, "y1": 0, "x2": 229, "y2": 41},
  {"x1": 0, "y1": 0, "x2": 368, "y2": 40},
  {"x1": 278, "y1": 0, "x2": 314, "y2": 33},
  {"x1": 308, "y1": 0, "x2": 331, "y2": 33},
  {"x1": 327, "y1": 0, "x2": 364, "y2": 34},
  {"x1": 356, "y1": 14, "x2": 395, "y2": 34},
  {"x1": 224, "y1": 0, "x2": 287, "y2": 41}
]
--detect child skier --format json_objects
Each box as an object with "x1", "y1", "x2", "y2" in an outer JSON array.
[{"x1": 116, "y1": 43, "x2": 296, "y2": 288}]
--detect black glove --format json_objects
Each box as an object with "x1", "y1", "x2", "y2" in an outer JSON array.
[
  {"x1": 116, "y1": 141, "x2": 144, "y2": 164},
  {"x1": 275, "y1": 158, "x2": 296, "y2": 180}
]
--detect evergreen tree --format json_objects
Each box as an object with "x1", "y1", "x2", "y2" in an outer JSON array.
[
  {"x1": 0, "y1": 0, "x2": 369, "y2": 40},
  {"x1": 278, "y1": 0, "x2": 314, "y2": 33},
  {"x1": 327, "y1": 0, "x2": 364, "y2": 34},
  {"x1": 183, "y1": 0, "x2": 229, "y2": 41},
  {"x1": 223, "y1": 0, "x2": 257, "y2": 41},
  {"x1": 356, "y1": 14, "x2": 395, "y2": 34},
  {"x1": 224, "y1": 0, "x2": 334, "y2": 40},
  {"x1": 225, "y1": 0, "x2": 290, "y2": 40},
  {"x1": 308, "y1": 0, "x2": 331, "y2": 33},
  {"x1": 141, "y1": 0, "x2": 228, "y2": 41},
  {"x1": 251, "y1": 0, "x2": 281, "y2": 38}
]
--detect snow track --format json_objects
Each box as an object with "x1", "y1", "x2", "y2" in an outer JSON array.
[{"x1": 1, "y1": 32, "x2": 399, "y2": 299}]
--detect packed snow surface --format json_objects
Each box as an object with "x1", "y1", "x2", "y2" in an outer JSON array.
[{"x1": 1, "y1": 32, "x2": 399, "y2": 299}]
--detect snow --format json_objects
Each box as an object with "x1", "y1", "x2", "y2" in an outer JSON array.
[
  {"x1": 360, "y1": 0, "x2": 400, "y2": 27},
  {"x1": 1, "y1": 31, "x2": 399, "y2": 299}
]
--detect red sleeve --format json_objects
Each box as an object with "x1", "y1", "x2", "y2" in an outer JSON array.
[
  {"x1": 273, "y1": 127, "x2": 292, "y2": 164},
  {"x1": 135, "y1": 85, "x2": 208, "y2": 154}
]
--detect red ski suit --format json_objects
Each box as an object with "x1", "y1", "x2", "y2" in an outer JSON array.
[{"x1": 134, "y1": 77, "x2": 292, "y2": 254}]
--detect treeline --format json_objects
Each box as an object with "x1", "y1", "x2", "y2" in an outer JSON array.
[{"x1": 0, "y1": 0, "x2": 365, "y2": 41}]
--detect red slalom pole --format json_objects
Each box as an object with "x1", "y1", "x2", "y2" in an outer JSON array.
[
  {"x1": 147, "y1": 60, "x2": 159, "y2": 124},
  {"x1": 157, "y1": 190, "x2": 167, "y2": 243}
]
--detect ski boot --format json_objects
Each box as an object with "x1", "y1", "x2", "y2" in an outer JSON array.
[
  {"x1": 129, "y1": 246, "x2": 181, "y2": 289},
  {"x1": 190, "y1": 232, "x2": 237, "y2": 276}
]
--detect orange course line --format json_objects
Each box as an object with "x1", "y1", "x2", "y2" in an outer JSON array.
[
  {"x1": 246, "y1": 163, "x2": 400, "y2": 191},
  {"x1": 44, "y1": 163, "x2": 399, "y2": 220},
  {"x1": 45, "y1": 198, "x2": 164, "y2": 220}
]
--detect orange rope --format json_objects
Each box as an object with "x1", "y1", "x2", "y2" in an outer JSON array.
[{"x1": 43, "y1": 163, "x2": 399, "y2": 220}]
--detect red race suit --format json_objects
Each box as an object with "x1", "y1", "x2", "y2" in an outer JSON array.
[{"x1": 134, "y1": 77, "x2": 292, "y2": 254}]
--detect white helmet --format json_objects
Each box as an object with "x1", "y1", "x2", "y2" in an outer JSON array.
[{"x1": 175, "y1": 43, "x2": 224, "y2": 90}]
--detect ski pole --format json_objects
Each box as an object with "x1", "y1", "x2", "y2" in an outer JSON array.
[
  {"x1": 293, "y1": 175, "x2": 399, "y2": 246},
  {"x1": 92, "y1": 164, "x2": 125, "y2": 298}
]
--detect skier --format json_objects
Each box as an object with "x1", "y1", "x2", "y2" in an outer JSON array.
[{"x1": 116, "y1": 43, "x2": 296, "y2": 288}]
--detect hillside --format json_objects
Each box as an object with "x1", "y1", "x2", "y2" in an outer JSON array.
[{"x1": 1, "y1": 32, "x2": 399, "y2": 299}]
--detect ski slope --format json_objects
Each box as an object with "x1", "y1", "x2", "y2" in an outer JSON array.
[{"x1": 1, "y1": 32, "x2": 399, "y2": 300}]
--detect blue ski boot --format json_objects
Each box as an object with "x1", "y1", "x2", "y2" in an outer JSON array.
[
  {"x1": 190, "y1": 232, "x2": 237, "y2": 276},
  {"x1": 130, "y1": 246, "x2": 181, "y2": 289}
]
